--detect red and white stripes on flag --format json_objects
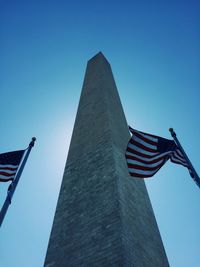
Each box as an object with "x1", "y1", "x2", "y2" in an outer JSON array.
[
  {"x1": 0, "y1": 150, "x2": 25, "y2": 182},
  {"x1": 125, "y1": 127, "x2": 189, "y2": 178}
]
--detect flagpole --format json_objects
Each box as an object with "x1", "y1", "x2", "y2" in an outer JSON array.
[
  {"x1": 0, "y1": 137, "x2": 36, "y2": 227},
  {"x1": 169, "y1": 128, "x2": 200, "y2": 188}
]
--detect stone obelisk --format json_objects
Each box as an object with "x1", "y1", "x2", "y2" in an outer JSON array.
[{"x1": 44, "y1": 52, "x2": 169, "y2": 267}]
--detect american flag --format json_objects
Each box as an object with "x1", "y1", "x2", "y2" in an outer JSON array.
[
  {"x1": 125, "y1": 127, "x2": 189, "y2": 178},
  {"x1": 0, "y1": 150, "x2": 25, "y2": 182}
]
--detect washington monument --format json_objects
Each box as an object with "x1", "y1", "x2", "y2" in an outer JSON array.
[{"x1": 44, "y1": 52, "x2": 169, "y2": 267}]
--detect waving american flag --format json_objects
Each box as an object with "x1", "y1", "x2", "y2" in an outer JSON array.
[
  {"x1": 125, "y1": 127, "x2": 189, "y2": 178},
  {"x1": 0, "y1": 150, "x2": 25, "y2": 182}
]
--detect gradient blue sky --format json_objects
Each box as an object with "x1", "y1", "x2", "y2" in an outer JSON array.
[{"x1": 0, "y1": 1, "x2": 200, "y2": 266}]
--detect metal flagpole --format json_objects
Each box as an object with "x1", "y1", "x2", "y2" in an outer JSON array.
[
  {"x1": 0, "y1": 137, "x2": 36, "y2": 227},
  {"x1": 169, "y1": 128, "x2": 200, "y2": 188}
]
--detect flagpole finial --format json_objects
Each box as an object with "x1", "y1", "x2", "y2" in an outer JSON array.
[
  {"x1": 169, "y1": 128, "x2": 176, "y2": 137},
  {"x1": 29, "y1": 137, "x2": 36, "y2": 147}
]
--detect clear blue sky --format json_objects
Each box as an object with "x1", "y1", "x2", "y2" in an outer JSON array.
[{"x1": 0, "y1": 1, "x2": 199, "y2": 266}]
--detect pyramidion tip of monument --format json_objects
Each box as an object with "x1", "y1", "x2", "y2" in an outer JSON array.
[
  {"x1": 88, "y1": 51, "x2": 110, "y2": 64},
  {"x1": 96, "y1": 51, "x2": 105, "y2": 57}
]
